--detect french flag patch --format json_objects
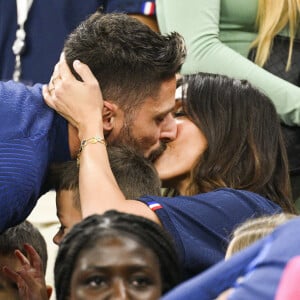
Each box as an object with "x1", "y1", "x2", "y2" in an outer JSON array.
[
  {"x1": 142, "y1": 1, "x2": 155, "y2": 15},
  {"x1": 148, "y1": 201, "x2": 163, "y2": 211}
]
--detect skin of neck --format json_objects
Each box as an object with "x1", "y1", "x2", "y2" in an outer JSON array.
[{"x1": 177, "y1": 177, "x2": 191, "y2": 195}]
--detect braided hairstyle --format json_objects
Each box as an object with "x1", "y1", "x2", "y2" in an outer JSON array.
[{"x1": 54, "y1": 210, "x2": 181, "y2": 300}]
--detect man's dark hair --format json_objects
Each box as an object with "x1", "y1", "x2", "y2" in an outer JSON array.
[
  {"x1": 55, "y1": 211, "x2": 181, "y2": 300},
  {"x1": 47, "y1": 146, "x2": 161, "y2": 208},
  {"x1": 64, "y1": 12, "x2": 186, "y2": 110},
  {"x1": 0, "y1": 220, "x2": 48, "y2": 274}
]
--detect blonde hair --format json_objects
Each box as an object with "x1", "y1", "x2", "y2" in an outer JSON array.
[
  {"x1": 251, "y1": 0, "x2": 300, "y2": 70},
  {"x1": 226, "y1": 213, "x2": 297, "y2": 258}
]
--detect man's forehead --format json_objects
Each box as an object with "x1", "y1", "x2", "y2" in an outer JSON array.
[
  {"x1": 131, "y1": 79, "x2": 176, "y2": 114},
  {"x1": 140, "y1": 97, "x2": 175, "y2": 114},
  {"x1": 145, "y1": 88, "x2": 176, "y2": 109}
]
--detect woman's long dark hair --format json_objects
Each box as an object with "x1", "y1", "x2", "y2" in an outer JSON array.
[{"x1": 182, "y1": 73, "x2": 295, "y2": 213}]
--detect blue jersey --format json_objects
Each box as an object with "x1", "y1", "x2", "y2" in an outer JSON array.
[
  {"x1": 0, "y1": 81, "x2": 70, "y2": 232},
  {"x1": 138, "y1": 188, "x2": 281, "y2": 279},
  {"x1": 162, "y1": 216, "x2": 300, "y2": 300}
]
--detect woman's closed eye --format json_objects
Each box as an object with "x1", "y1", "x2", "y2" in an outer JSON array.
[
  {"x1": 173, "y1": 110, "x2": 186, "y2": 118},
  {"x1": 172, "y1": 100, "x2": 187, "y2": 118}
]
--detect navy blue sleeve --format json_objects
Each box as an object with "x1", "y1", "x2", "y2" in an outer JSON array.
[
  {"x1": 162, "y1": 238, "x2": 265, "y2": 300},
  {"x1": 139, "y1": 188, "x2": 281, "y2": 279},
  {"x1": 0, "y1": 139, "x2": 43, "y2": 232},
  {"x1": 0, "y1": 81, "x2": 70, "y2": 231},
  {"x1": 228, "y1": 218, "x2": 300, "y2": 300},
  {"x1": 161, "y1": 217, "x2": 300, "y2": 300}
]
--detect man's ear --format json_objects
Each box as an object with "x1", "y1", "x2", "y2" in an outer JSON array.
[{"x1": 103, "y1": 101, "x2": 118, "y2": 131}]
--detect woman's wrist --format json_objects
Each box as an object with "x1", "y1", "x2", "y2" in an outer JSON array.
[
  {"x1": 77, "y1": 136, "x2": 106, "y2": 166},
  {"x1": 77, "y1": 121, "x2": 103, "y2": 141}
]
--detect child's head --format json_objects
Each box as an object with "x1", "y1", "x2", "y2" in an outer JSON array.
[
  {"x1": 48, "y1": 146, "x2": 162, "y2": 244},
  {"x1": 108, "y1": 145, "x2": 161, "y2": 198},
  {"x1": 226, "y1": 213, "x2": 297, "y2": 258},
  {"x1": 48, "y1": 160, "x2": 82, "y2": 244},
  {"x1": 54, "y1": 210, "x2": 181, "y2": 300},
  {"x1": 0, "y1": 221, "x2": 49, "y2": 299}
]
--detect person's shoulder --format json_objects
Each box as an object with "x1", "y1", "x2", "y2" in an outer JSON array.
[
  {"x1": 183, "y1": 188, "x2": 262, "y2": 201},
  {"x1": 187, "y1": 188, "x2": 280, "y2": 212},
  {"x1": 0, "y1": 81, "x2": 45, "y2": 117},
  {"x1": 0, "y1": 80, "x2": 57, "y2": 140},
  {"x1": 139, "y1": 188, "x2": 280, "y2": 213},
  {"x1": 204, "y1": 188, "x2": 269, "y2": 201},
  {"x1": 0, "y1": 80, "x2": 43, "y2": 96},
  {"x1": 139, "y1": 188, "x2": 267, "y2": 203},
  {"x1": 213, "y1": 188, "x2": 279, "y2": 205},
  {"x1": 274, "y1": 216, "x2": 300, "y2": 237}
]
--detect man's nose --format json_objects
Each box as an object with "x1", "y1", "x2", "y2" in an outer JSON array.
[{"x1": 159, "y1": 113, "x2": 177, "y2": 142}]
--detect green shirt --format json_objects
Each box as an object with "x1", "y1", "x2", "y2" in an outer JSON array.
[{"x1": 157, "y1": 0, "x2": 300, "y2": 126}]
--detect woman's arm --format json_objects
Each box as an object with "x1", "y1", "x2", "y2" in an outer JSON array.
[
  {"x1": 43, "y1": 58, "x2": 160, "y2": 224},
  {"x1": 156, "y1": 0, "x2": 300, "y2": 126}
]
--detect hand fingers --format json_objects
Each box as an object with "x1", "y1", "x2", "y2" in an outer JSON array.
[
  {"x1": 13, "y1": 247, "x2": 47, "y2": 296},
  {"x1": 43, "y1": 84, "x2": 69, "y2": 117},
  {"x1": 23, "y1": 243, "x2": 43, "y2": 272},
  {"x1": 48, "y1": 63, "x2": 60, "y2": 90},
  {"x1": 59, "y1": 51, "x2": 65, "y2": 62},
  {"x1": 58, "y1": 55, "x2": 74, "y2": 80},
  {"x1": 2, "y1": 256, "x2": 47, "y2": 300},
  {"x1": 42, "y1": 85, "x2": 67, "y2": 117},
  {"x1": 52, "y1": 63, "x2": 60, "y2": 80},
  {"x1": 18, "y1": 268, "x2": 44, "y2": 288},
  {"x1": 2, "y1": 266, "x2": 29, "y2": 298},
  {"x1": 2, "y1": 266, "x2": 24, "y2": 286},
  {"x1": 43, "y1": 85, "x2": 58, "y2": 110},
  {"x1": 73, "y1": 60, "x2": 98, "y2": 84},
  {"x1": 43, "y1": 85, "x2": 78, "y2": 125},
  {"x1": 14, "y1": 249, "x2": 30, "y2": 267}
]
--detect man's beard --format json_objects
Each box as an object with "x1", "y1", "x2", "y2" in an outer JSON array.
[{"x1": 111, "y1": 122, "x2": 167, "y2": 162}]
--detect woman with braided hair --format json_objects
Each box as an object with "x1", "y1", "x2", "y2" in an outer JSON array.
[{"x1": 54, "y1": 210, "x2": 181, "y2": 300}]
